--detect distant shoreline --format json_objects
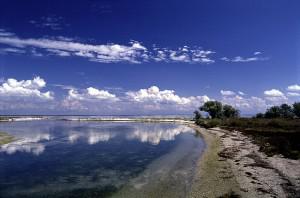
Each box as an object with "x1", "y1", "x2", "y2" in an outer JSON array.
[{"x1": 0, "y1": 116, "x2": 193, "y2": 123}]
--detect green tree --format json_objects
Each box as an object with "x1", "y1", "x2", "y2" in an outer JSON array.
[
  {"x1": 222, "y1": 104, "x2": 240, "y2": 118},
  {"x1": 293, "y1": 102, "x2": 300, "y2": 118},
  {"x1": 200, "y1": 101, "x2": 223, "y2": 119},
  {"x1": 255, "y1": 113, "x2": 264, "y2": 118},
  {"x1": 279, "y1": 104, "x2": 294, "y2": 118},
  {"x1": 265, "y1": 106, "x2": 281, "y2": 118},
  {"x1": 193, "y1": 110, "x2": 202, "y2": 120}
]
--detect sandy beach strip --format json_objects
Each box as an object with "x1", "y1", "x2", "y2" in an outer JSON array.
[{"x1": 190, "y1": 125, "x2": 300, "y2": 198}]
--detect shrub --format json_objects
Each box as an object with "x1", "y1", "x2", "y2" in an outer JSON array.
[{"x1": 293, "y1": 102, "x2": 300, "y2": 118}]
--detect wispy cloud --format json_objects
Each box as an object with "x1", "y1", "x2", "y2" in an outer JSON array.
[
  {"x1": 29, "y1": 15, "x2": 68, "y2": 30},
  {"x1": 0, "y1": 35, "x2": 148, "y2": 63},
  {"x1": 0, "y1": 31, "x2": 215, "y2": 64},
  {"x1": 238, "y1": 91, "x2": 246, "y2": 96},
  {"x1": 51, "y1": 84, "x2": 76, "y2": 90},
  {"x1": 0, "y1": 29, "x2": 15, "y2": 37},
  {"x1": 220, "y1": 90, "x2": 236, "y2": 96},
  {"x1": 287, "y1": 92, "x2": 300, "y2": 97},
  {"x1": 0, "y1": 47, "x2": 25, "y2": 54},
  {"x1": 221, "y1": 51, "x2": 269, "y2": 63},
  {"x1": 253, "y1": 51, "x2": 262, "y2": 55},
  {"x1": 151, "y1": 46, "x2": 215, "y2": 63},
  {"x1": 0, "y1": 29, "x2": 272, "y2": 66}
]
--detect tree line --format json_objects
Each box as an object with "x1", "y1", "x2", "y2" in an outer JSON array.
[
  {"x1": 256, "y1": 103, "x2": 300, "y2": 119},
  {"x1": 194, "y1": 101, "x2": 300, "y2": 120},
  {"x1": 194, "y1": 101, "x2": 239, "y2": 120}
]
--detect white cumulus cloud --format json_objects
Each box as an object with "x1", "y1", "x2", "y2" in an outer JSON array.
[
  {"x1": 126, "y1": 86, "x2": 209, "y2": 106},
  {"x1": 263, "y1": 89, "x2": 288, "y2": 104},
  {"x1": 67, "y1": 87, "x2": 118, "y2": 101},
  {"x1": 287, "y1": 84, "x2": 300, "y2": 92},
  {"x1": 221, "y1": 51, "x2": 269, "y2": 63},
  {"x1": 264, "y1": 89, "x2": 284, "y2": 97},
  {"x1": 0, "y1": 76, "x2": 53, "y2": 100}
]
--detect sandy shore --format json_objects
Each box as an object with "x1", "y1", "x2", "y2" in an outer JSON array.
[
  {"x1": 190, "y1": 125, "x2": 300, "y2": 198},
  {"x1": 189, "y1": 125, "x2": 243, "y2": 198}
]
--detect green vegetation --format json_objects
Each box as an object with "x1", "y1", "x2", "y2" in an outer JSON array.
[
  {"x1": 0, "y1": 131, "x2": 14, "y2": 145},
  {"x1": 194, "y1": 101, "x2": 300, "y2": 159},
  {"x1": 256, "y1": 102, "x2": 300, "y2": 119},
  {"x1": 0, "y1": 117, "x2": 10, "y2": 121},
  {"x1": 196, "y1": 101, "x2": 239, "y2": 119}
]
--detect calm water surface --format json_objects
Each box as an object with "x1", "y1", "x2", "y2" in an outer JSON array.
[{"x1": 0, "y1": 120, "x2": 205, "y2": 198}]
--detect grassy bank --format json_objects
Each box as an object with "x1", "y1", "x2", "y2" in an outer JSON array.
[
  {"x1": 195, "y1": 118, "x2": 300, "y2": 159},
  {"x1": 0, "y1": 131, "x2": 14, "y2": 145}
]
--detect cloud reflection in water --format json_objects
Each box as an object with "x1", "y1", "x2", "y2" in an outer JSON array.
[
  {"x1": 126, "y1": 125, "x2": 192, "y2": 145},
  {"x1": 68, "y1": 124, "x2": 192, "y2": 145},
  {"x1": 1, "y1": 123, "x2": 193, "y2": 156},
  {"x1": 0, "y1": 133, "x2": 51, "y2": 155}
]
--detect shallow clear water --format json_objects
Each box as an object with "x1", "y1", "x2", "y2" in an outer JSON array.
[{"x1": 0, "y1": 120, "x2": 204, "y2": 198}]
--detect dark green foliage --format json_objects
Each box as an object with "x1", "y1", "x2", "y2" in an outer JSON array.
[
  {"x1": 265, "y1": 106, "x2": 281, "y2": 118},
  {"x1": 223, "y1": 105, "x2": 240, "y2": 118},
  {"x1": 198, "y1": 101, "x2": 239, "y2": 119},
  {"x1": 193, "y1": 110, "x2": 202, "y2": 120},
  {"x1": 217, "y1": 118, "x2": 300, "y2": 159},
  {"x1": 255, "y1": 113, "x2": 264, "y2": 118},
  {"x1": 260, "y1": 103, "x2": 296, "y2": 119},
  {"x1": 200, "y1": 101, "x2": 223, "y2": 119},
  {"x1": 221, "y1": 118, "x2": 300, "y2": 133},
  {"x1": 250, "y1": 132, "x2": 300, "y2": 160},
  {"x1": 279, "y1": 104, "x2": 294, "y2": 118},
  {"x1": 293, "y1": 102, "x2": 300, "y2": 117}
]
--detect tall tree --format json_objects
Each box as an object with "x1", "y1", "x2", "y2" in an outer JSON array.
[
  {"x1": 293, "y1": 102, "x2": 300, "y2": 118},
  {"x1": 193, "y1": 110, "x2": 202, "y2": 120},
  {"x1": 279, "y1": 104, "x2": 294, "y2": 118},
  {"x1": 200, "y1": 101, "x2": 223, "y2": 119},
  {"x1": 223, "y1": 104, "x2": 240, "y2": 118},
  {"x1": 255, "y1": 113, "x2": 264, "y2": 118},
  {"x1": 265, "y1": 106, "x2": 281, "y2": 118}
]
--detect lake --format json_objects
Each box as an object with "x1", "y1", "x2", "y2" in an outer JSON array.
[{"x1": 0, "y1": 120, "x2": 205, "y2": 198}]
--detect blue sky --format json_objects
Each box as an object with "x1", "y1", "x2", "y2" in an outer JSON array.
[{"x1": 0, "y1": 0, "x2": 299, "y2": 115}]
